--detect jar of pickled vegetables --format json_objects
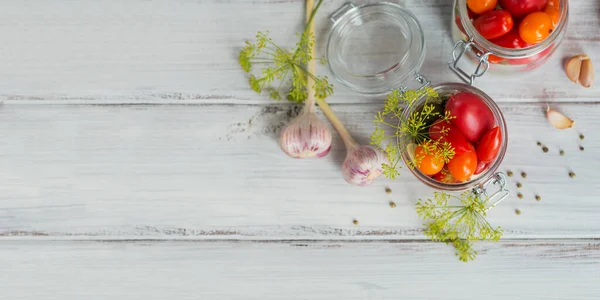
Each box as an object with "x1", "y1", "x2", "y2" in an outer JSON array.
[
  {"x1": 327, "y1": 2, "x2": 509, "y2": 202},
  {"x1": 450, "y1": 0, "x2": 569, "y2": 83},
  {"x1": 399, "y1": 83, "x2": 509, "y2": 199}
]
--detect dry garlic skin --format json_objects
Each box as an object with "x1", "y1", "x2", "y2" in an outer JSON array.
[
  {"x1": 546, "y1": 107, "x2": 574, "y2": 130},
  {"x1": 342, "y1": 145, "x2": 388, "y2": 186},
  {"x1": 565, "y1": 54, "x2": 595, "y2": 88},
  {"x1": 279, "y1": 112, "x2": 332, "y2": 158}
]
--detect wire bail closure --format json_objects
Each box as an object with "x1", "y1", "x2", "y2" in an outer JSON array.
[
  {"x1": 399, "y1": 72, "x2": 431, "y2": 94},
  {"x1": 472, "y1": 172, "x2": 510, "y2": 211},
  {"x1": 449, "y1": 38, "x2": 491, "y2": 85}
]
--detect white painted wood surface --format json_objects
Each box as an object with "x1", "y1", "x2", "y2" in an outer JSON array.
[
  {"x1": 1, "y1": 0, "x2": 600, "y2": 298},
  {"x1": 1, "y1": 103, "x2": 599, "y2": 238},
  {"x1": 0, "y1": 0, "x2": 598, "y2": 104},
  {"x1": 2, "y1": 240, "x2": 600, "y2": 299}
]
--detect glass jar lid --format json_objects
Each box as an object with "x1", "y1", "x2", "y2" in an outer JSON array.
[{"x1": 326, "y1": 2, "x2": 426, "y2": 96}]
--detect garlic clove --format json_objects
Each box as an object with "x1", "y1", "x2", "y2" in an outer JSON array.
[
  {"x1": 279, "y1": 111, "x2": 332, "y2": 158},
  {"x1": 580, "y1": 57, "x2": 595, "y2": 88},
  {"x1": 565, "y1": 55, "x2": 584, "y2": 83},
  {"x1": 546, "y1": 107, "x2": 574, "y2": 130},
  {"x1": 565, "y1": 54, "x2": 595, "y2": 87},
  {"x1": 342, "y1": 145, "x2": 388, "y2": 186}
]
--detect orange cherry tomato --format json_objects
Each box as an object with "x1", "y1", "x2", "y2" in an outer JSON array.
[
  {"x1": 415, "y1": 145, "x2": 445, "y2": 176},
  {"x1": 519, "y1": 12, "x2": 553, "y2": 44},
  {"x1": 544, "y1": 5, "x2": 560, "y2": 28},
  {"x1": 447, "y1": 146, "x2": 477, "y2": 182},
  {"x1": 467, "y1": 0, "x2": 497, "y2": 14},
  {"x1": 546, "y1": 0, "x2": 559, "y2": 7}
]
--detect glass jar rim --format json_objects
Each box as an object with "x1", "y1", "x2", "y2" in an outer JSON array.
[
  {"x1": 326, "y1": 2, "x2": 426, "y2": 95},
  {"x1": 399, "y1": 83, "x2": 508, "y2": 191},
  {"x1": 458, "y1": 0, "x2": 569, "y2": 58}
]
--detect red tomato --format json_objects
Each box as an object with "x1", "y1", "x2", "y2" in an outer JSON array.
[
  {"x1": 487, "y1": 54, "x2": 506, "y2": 64},
  {"x1": 433, "y1": 168, "x2": 458, "y2": 183},
  {"x1": 476, "y1": 127, "x2": 502, "y2": 162},
  {"x1": 508, "y1": 45, "x2": 552, "y2": 66},
  {"x1": 445, "y1": 92, "x2": 496, "y2": 143},
  {"x1": 474, "y1": 161, "x2": 490, "y2": 175},
  {"x1": 519, "y1": 12, "x2": 553, "y2": 44},
  {"x1": 415, "y1": 144, "x2": 445, "y2": 176},
  {"x1": 429, "y1": 119, "x2": 472, "y2": 154},
  {"x1": 491, "y1": 28, "x2": 530, "y2": 48},
  {"x1": 467, "y1": 0, "x2": 497, "y2": 14},
  {"x1": 468, "y1": 8, "x2": 479, "y2": 19},
  {"x1": 488, "y1": 29, "x2": 530, "y2": 64},
  {"x1": 455, "y1": 15, "x2": 467, "y2": 36},
  {"x1": 473, "y1": 10, "x2": 514, "y2": 40},
  {"x1": 448, "y1": 147, "x2": 477, "y2": 182},
  {"x1": 499, "y1": 0, "x2": 547, "y2": 18},
  {"x1": 490, "y1": 36, "x2": 552, "y2": 66},
  {"x1": 455, "y1": 9, "x2": 478, "y2": 37}
]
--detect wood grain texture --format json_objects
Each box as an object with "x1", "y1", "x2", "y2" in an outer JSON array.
[
  {"x1": 1, "y1": 240, "x2": 599, "y2": 299},
  {"x1": 0, "y1": 0, "x2": 598, "y2": 104},
  {"x1": 1, "y1": 0, "x2": 599, "y2": 295},
  {"x1": 2, "y1": 103, "x2": 598, "y2": 239}
]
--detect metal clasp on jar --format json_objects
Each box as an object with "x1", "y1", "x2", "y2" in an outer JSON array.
[
  {"x1": 448, "y1": 38, "x2": 491, "y2": 85},
  {"x1": 398, "y1": 72, "x2": 431, "y2": 94},
  {"x1": 472, "y1": 172, "x2": 509, "y2": 211}
]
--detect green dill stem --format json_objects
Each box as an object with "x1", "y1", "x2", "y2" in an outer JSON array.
[
  {"x1": 248, "y1": 61, "x2": 276, "y2": 65},
  {"x1": 248, "y1": 57, "x2": 274, "y2": 61},
  {"x1": 378, "y1": 119, "x2": 401, "y2": 129},
  {"x1": 259, "y1": 48, "x2": 279, "y2": 57},
  {"x1": 265, "y1": 39, "x2": 286, "y2": 55},
  {"x1": 294, "y1": 64, "x2": 320, "y2": 81},
  {"x1": 275, "y1": 68, "x2": 290, "y2": 95},
  {"x1": 391, "y1": 158, "x2": 401, "y2": 169},
  {"x1": 451, "y1": 211, "x2": 469, "y2": 233},
  {"x1": 379, "y1": 135, "x2": 398, "y2": 140},
  {"x1": 305, "y1": 0, "x2": 323, "y2": 40}
]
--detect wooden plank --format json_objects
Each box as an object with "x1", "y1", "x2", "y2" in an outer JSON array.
[
  {"x1": 1, "y1": 240, "x2": 599, "y2": 299},
  {"x1": 0, "y1": 0, "x2": 598, "y2": 104},
  {"x1": 1, "y1": 103, "x2": 598, "y2": 239}
]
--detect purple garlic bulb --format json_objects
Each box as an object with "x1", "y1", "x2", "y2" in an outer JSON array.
[
  {"x1": 342, "y1": 145, "x2": 388, "y2": 186},
  {"x1": 279, "y1": 110, "x2": 332, "y2": 158}
]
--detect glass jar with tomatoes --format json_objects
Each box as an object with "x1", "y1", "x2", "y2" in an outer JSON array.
[
  {"x1": 451, "y1": 0, "x2": 568, "y2": 82},
  {"x1": 326, "y1": 2, "x2": 510, "y2": 201},
  {"x1": 400, "y1": 84, "x2": 508, "y2": 195}
]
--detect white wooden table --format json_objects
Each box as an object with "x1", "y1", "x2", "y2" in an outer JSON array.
[{"x1": 1, "y1": 1, "x2": 600, "y2": 299}]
